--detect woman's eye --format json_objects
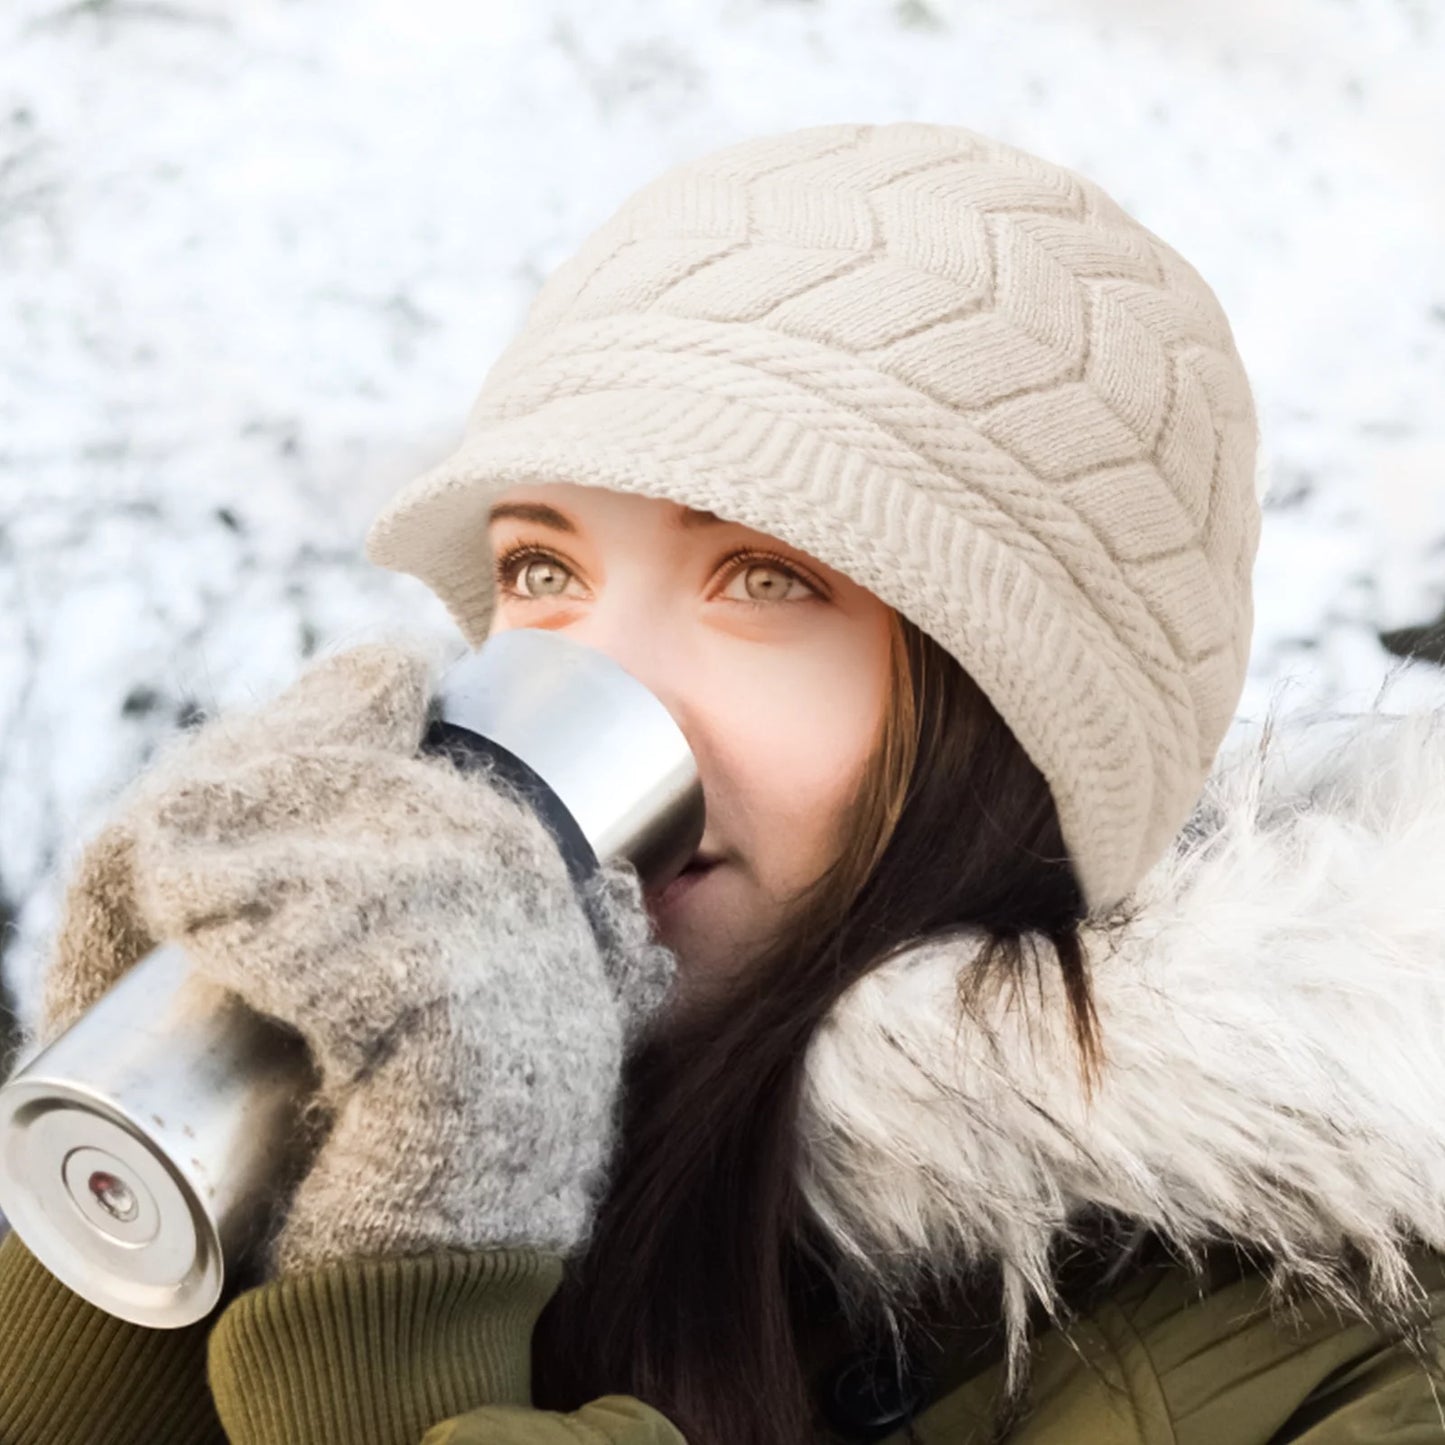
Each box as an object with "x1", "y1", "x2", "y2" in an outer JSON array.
[
  {"x1": 720, "y1": 558, "x2": 819, "y2": 606},
  {"x1": 495, "y1": 547, "x2": 575, "y2": 600},
  {"x1": 494, "y1": 545, "x2": 821, "y2": 607}
]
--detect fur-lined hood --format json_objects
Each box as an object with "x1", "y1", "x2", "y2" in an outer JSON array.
[{"x1": 797, "y1": 698, "x2": 1445, "y2": 1380}]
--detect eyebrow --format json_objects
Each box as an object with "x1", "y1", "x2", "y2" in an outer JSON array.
[{"x1": 486, "y1": 501, "x2": 728, "y2": 533}]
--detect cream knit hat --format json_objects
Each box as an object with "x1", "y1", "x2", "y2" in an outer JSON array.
[{"x1": 366, "y1": 121, "x2": 1262, "y2": 915}]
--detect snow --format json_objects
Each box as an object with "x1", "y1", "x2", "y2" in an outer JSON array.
[{"x1": 2, "y1": 0, "x2": 1443, "y2": 1036}]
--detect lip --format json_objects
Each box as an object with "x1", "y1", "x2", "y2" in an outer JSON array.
[{"x1": 646, "y1": 858, "x2": 722, "y2": 912}]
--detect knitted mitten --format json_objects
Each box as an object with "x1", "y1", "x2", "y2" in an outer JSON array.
[{"x1": 36, "y1": 643, "x2": 679, "y2": 1276}]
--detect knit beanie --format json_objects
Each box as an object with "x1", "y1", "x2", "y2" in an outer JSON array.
[{"x1": 365, "y1": 120, "x2": 1262, "y2": 915}]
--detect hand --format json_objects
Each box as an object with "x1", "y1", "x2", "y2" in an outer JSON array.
[{"x1": 37, "y1": 642, "x2": 679, "y2": 1277}]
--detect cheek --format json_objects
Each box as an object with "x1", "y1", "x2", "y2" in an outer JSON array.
[{"x1": 707, "y1": 631, "x2": 890, "y2": 885}]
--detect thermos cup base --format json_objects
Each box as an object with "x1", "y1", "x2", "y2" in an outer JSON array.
[{"x1": 0, "y1": 1079, "x2": 222, "y2": 1327}]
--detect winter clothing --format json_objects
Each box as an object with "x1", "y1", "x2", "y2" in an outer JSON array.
[
  {"x1": 3, "y1": 118, "x2": 1438, "y2": 1445},
  {"x1": 799, "y1": 702, "x2": 1445, "y2": 1389},
  {"x1": 4, "y1": 697, "x2": 1445, "y2": 1442},
  {"x1": 31, "y1": 642, "x2": 676, "y2": 1277},
  {"x1": 365, "y1": 119, "x2": 1263, "y2": 914},
  {"x1": 2, "y1": 1223, "x2": 1443, "y2": 1443}
]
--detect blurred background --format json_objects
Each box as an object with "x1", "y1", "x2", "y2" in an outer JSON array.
[{"x1": 2, "y1": 0, "x2": 1443, "y2": 1071}]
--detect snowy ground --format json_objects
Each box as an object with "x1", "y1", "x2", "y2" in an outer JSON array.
[{"x1": 2, "y1": 0, "x2": 1443, "y2": 1047}]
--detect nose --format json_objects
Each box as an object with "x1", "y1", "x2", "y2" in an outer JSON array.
[
  {"x1": 557, "y1": 611, "x2": 690, "y2": 738},
  {"x1": 541, "y1": 611, "x2": 715, "y2": 863}
]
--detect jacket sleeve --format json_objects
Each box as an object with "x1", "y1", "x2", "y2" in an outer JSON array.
[
  {"x1": 206, "y1": 1246, "x2": 688, "y2": 1445},
  {"x1": 0, "y1": 1227, "x2": 227, "y2": 1444}
]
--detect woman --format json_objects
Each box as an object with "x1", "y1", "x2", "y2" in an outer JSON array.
[{"x1": 3, "y1": 120, "x2": 1444, "y2": 1445}]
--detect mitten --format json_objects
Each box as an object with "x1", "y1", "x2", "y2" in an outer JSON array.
[{"x1": 36, "y1": 643, "x2": 678, "y2": 1279}]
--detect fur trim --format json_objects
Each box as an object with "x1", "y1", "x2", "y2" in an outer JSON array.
[{"x1": 798, "y1": 699, "x2": 1445, "y2": 1385}]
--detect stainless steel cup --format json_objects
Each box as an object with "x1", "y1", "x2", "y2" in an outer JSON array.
[{"x1": 0, "y1": 628, "x2": 704, "y2": 1326}]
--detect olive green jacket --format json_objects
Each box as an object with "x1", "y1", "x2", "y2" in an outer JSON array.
[
  {"x1": 2, "y1": 1226, "x2": 1444, "y2": 1443},
  {"x1": 5, "y1": 687, "x2": 1445, "y2": 1444}
]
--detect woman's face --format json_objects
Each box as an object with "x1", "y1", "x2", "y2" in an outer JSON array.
[{"x1": 484, "y1": 482, "x2": 895, "y2": 1016}]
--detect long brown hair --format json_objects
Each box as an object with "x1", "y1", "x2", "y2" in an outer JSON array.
[{"x1": 532, "y1": 611, "x2": 1097, "y2": 1442}]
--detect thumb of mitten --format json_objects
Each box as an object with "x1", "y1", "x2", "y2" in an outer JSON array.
[
  {"x1": 580, "y1": 860, "x2": 679, "y2": 1050},
  {"x1": 234, "y1": 641, "x2": 435, "y2": 756},
  {"x1": 37, "y1": 820, "x2": 157, "y2": 1048},
  {"x1": 24, "y1": 642, "x2": 435, "y2": 1058},
  {"x1": 157, "y1": 641, "x2": 436, "y2": 780}
]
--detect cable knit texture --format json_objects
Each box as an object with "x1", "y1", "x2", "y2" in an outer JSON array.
[
  {"x1": 31, "y1": 641, "x2": 679, "y2": 1279},
  {"x1": 365, "y1": 119, "x2": 1262, "y2": 913}
]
